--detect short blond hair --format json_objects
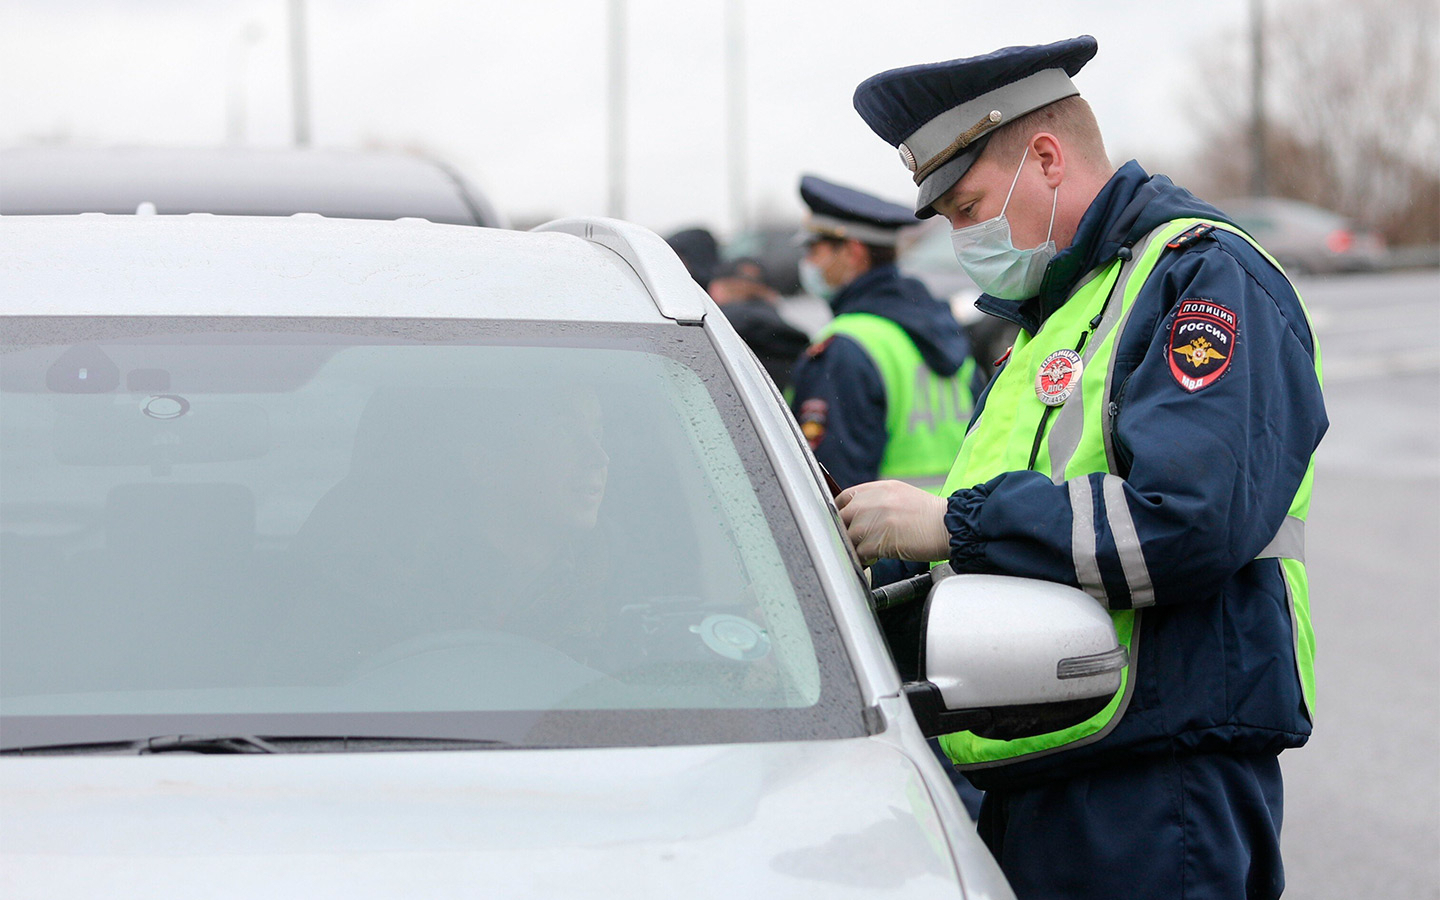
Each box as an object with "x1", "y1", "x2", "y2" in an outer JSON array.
[{"x1": 979, "y1": 96, "x2": 1108, "y2": 171}]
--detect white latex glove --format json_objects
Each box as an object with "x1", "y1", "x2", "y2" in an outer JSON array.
[{"x1": 835, "y1": 480, "x2": 950, "y2": 565}]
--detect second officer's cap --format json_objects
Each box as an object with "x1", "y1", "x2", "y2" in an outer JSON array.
[
  {"x1": 852, "y1": 35, "x2": 1098, "y2": 218},
  {"x1": 798, "y1": 174, "x2": 917, "y2": 247}
]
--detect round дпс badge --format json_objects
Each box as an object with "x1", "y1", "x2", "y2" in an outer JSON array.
[{"x1": 1036, "y1": 349, "x2": 1083, "y2": 406}]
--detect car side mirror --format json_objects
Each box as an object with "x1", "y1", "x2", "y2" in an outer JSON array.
[{"x1": 902, "y1": 573, "x2": 1127, "y2": 741}]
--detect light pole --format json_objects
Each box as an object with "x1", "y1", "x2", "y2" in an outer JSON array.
[
  {"x1": 724, "y1": 0, "x2": 748, "y2": 234},
  {"x1": 1249, "y1": 0, "x2": 1267, "y2": 196},
  {"x1": 226, "y1": 22, "x2": 265, "y2": 146},
  {"x1": 289, "y1": 0, "x2": 312, "y2": 147},
  {"x1": 607, "y1": 0, "x2": 628, "y2": 219}
]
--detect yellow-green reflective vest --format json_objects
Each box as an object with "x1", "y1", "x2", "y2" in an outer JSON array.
[
  {"x1": 935, "y1": 218, "x2": 1320, "y2": 769},
  {"x1": 818, "y1": 313, "x2": 978, "y2": 494}
]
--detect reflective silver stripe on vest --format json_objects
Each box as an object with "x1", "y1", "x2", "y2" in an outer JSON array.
[
  {"x1": 1068, "y1": 477, "x2": 1109, "y2": 606},
  {"x1": 908, "y1": 366, "x2": 936, "y2": 434},
  {"x1": 1047, "y1": 253, "x2": 1152, "y2": 482},
  {"x1": 1257, "y1": 515, "x2": 1306, "y2": 562},
  {"x1": 1102, "y1": 474, "x2": 1156, "y2": 607},
  {"x1": 1102, "y1": 222, "x2": 1182, "y2": 473},
  {"x1": 906, "y1": 366, "x2": 972, "y2": 436}
]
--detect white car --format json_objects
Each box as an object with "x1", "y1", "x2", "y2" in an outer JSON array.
[{"x1": 0, "y1": 213, "x2": 1124, "y2": 898}]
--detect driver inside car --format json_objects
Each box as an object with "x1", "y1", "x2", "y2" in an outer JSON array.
[{"x1": 263, "y1": 381, "x2": 624, "y2": 682}]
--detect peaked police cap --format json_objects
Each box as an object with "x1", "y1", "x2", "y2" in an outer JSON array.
[
  {"x1": 853, "y1": 35, "x2": 1098, "y2": 218},
  {"x1": 798, "y1": 174, "x2": 917, "y2": 247}
]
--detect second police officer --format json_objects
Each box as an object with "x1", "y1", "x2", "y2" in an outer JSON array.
[
  {"x1": 789, "y1": 174, "x2": 991, "y2": 819},
  {"x1": 834, "y1": 36, "x2": 1327, "y2": 900},
  {"x1": 789, "y1": 175, "x2": 985, "y2": 493}
]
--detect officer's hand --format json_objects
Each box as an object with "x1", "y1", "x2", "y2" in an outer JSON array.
[{"x1": 834, "y1": 480, "x2": 950, "y2": 566}]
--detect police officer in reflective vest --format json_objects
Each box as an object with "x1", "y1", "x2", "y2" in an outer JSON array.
[
  {"x1": 834, "y1": 37, "x2": 1327, "y2": 899},
  {"x1": 790, "y1": 174, "x2": 983, "y2": 493}
]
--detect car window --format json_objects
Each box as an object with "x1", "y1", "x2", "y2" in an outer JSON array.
[{"x1": 0, "y1": 317, "x2": 865, "y2": 750}]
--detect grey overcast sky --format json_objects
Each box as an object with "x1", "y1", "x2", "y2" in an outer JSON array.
[{"x1": 1, "y1": 0, "x2": 1262, "y2": 235}]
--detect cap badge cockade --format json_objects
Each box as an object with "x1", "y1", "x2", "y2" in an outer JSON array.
[{"x1": 898, "y1": 143, "x2": 917, "y2": 173}]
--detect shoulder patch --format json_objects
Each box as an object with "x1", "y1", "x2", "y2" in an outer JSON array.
[
  {"x1": 798, "y1": 398, "x2": 829, "y2": 449},
  {"x1": 1166, "y1": 223, "x2": 1216, "y2": 250},
  {"x1": 1168, "y1": 299, "x2": 1237, "y2": 392},
  {"x1": 805, "y1": 336, "x2": 835, "y2": 359}
]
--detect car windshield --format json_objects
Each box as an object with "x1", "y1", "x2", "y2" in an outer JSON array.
[{"x1": 0, "y1": 317, "x2": 864, "y2": 750}]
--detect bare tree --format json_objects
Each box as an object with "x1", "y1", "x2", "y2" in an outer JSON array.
[{"x1": 1189, "y1": 0, "x2": 1439, "y2": 245}]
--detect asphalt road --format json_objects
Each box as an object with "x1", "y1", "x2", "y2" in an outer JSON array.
[{"x1": 1276, "y1": 269, "x2": 1439, "y2": 900}]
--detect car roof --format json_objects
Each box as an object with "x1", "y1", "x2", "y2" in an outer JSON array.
[
  {"x1": 0, "y1": 147, "x2": 505, "y2": 228},
  {"x1": 0, "y1": 213, "x2": 703, "y2": 323}
]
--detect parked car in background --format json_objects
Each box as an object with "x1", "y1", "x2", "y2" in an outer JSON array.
[
  {"x1": 0, "y1": 212, "x2": 1126, "y2": 898},
  {"x1": 0, "y1": 146, "x2": 506, "y2": 227},
  {"x1": 1217, "y1": 196, "x2": 1386, "y2": 274}
]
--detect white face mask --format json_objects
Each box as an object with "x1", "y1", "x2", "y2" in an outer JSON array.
[
  {"x1": 798, "y1": 257, "x2": 838, "y2": 302},
  {"x1": 950, "y1": 143, "x2": 1059, "y2": 301}
]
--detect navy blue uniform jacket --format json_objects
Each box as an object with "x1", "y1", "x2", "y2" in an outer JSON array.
[
  {"x1": 788, "y1": 264, "x2": 982, "y2": 489},
  {"x1": 946, "y1": 162, "x2": 1328, "y2": 791}
]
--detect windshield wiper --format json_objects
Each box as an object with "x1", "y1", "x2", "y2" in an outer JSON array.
[
  {"x1": 145, "y1": 734, "x2": 282, "y2": 754},
  {"x1": 0, "y1": 734, "x2": 281, "y2": 756},
  {"x1": 1, "y1": 734, "x2": 515, "y2": 756}
]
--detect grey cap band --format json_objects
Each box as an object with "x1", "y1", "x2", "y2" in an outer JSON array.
[
  {"x1": 901, "y1": 67, "x2": 1079, "y2": 217},
  {"x1": 913, "y1": 136, "x2": 991, "y2": 217},
  {"x1": 804, "y1": 213, "x2": 904, "y2": 247}
]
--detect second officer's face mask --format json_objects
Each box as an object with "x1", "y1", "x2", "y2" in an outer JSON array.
[
  {"x1": 950, "y1": 143, "x2": 1059, "y2": 301},
  {"x1": 798, "y1": 258, "x2": 837, "y2": 301}
]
